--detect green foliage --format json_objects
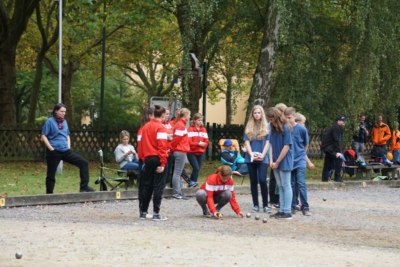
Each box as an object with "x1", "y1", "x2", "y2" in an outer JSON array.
[{"x1": 273, "y1": 0, "x2": 400, "y2": 129}]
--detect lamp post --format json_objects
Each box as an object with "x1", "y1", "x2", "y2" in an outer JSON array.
[{"x1": 53, "y1": 0, "x2": 63, "y2": 103}]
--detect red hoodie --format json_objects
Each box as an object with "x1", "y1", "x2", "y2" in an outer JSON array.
[
  {"x1": 140, "y1": 119, "x2": 168, "y2": 167},
  {"x1": 170, "y1": 118, "x2": 190, "y2": 153},
  {"x1": 187, "y1": 125, "x2": 209, "y2": 155},
  {"x1": 199, "y1": 172, "x2": 241, "y2": 214}
]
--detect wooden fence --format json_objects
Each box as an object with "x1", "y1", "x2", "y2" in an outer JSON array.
[{"x1": 0, "y1": 124, "x2": 375, "y2": 162}]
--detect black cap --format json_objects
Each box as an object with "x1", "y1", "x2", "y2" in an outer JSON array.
[{"x1": 336, "y1": 115, "x2": 347, "y2": 121}]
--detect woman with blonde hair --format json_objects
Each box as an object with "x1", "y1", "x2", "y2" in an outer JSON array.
[
  {"x1": 114, "y1": 130, "x2": 139, "y2": 171},
  {"x1": 170, "y1": 108, "x2": 191, "y2": 199},
  {"x1": 243, "y1": 105, "x2": 271, "y2": 213},
  {"x1": 196, "y1": 165, "x2": 244, "y2": 219},
  {"x1": 267, "y1": 107, "x2": 294, "y2": 220}
]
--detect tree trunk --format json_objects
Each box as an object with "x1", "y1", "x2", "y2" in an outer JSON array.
[
  {"x1": 62, "y1": 61, "x2": 80, "y2": 124},
  {"x1": 0, "y1": 47, "x2": 17, "y2": 124},
  {"x1": 27, "y1": 51, "x2": 45, "y2": 124},
  {"x1": 225, "y1": 78, "x2": 233, "y2": 126},
  {"x1": 246, "y1": 1, "x2": 280, "y2": 118}
]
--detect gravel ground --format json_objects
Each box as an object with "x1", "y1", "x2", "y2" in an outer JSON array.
[{"x1": 1, "y1": 186, "x2": 400, "y2": 266}]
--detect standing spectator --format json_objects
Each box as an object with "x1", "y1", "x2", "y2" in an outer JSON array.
[
  {"x1": 391, "y1": 122, "x2": 400, "y2": 165},
  {"x1": 268, "y1": 103, "x2": 288, "y2": 209},
  {"x1": 352, "y1": 114, "x2": 369, "y2": 153},
  {"x1": 114, "y1": 130, "x2": 139, "y2": 172},
  {"x1": 371, "y1": 115, "x2": 391, "y2": 158},
  {"x1": 170, "y1": 108, "x2": 191, "y2": 199},
  {"x1": 284, "y1": 107, "x2": 312, "y2": 216},
  {"x1": 187, "y1": 113, "x2": 209, "y2": 188},
  {"x1": 162, "y1": 107, "x2": 174, "y2": 188},
  {"x1": 321, "y1": 115, "x2": 347, "y2": 182},
  {"x1": 41, "y1": 103, "x2": 95, "y2": 194},
  {"x1": 196, "y1": 165, "x2": 244, "y2": 219},
  {"x1": 137, "y1": 106, "x2": 154, "y2": 218},
  {"x1": 139, "y1": 104, "x2": 169, "y2": 220},
  {"x1": 243, "y1": 105, "x2": 271, "y2": 213},
  {"x1": 267, "y1": 107, "x2": 294, "y2": 220}
]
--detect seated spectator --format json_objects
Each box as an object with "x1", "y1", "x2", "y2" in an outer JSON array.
[
  {"x1": 195, "y1": 165, "x2": 244, "y2": 219},
  {"x1": 371, "y1": 115, "x2": 391, "y2": 158},
  {"x1": 114, "y1": 130, "x2": 139, "y2": 172},
  {"x1": 221, "y1": 139, "x2": 249, "y2": 175}
]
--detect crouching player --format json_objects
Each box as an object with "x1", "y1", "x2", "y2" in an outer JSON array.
[{"x1": 195, "y1": 165, "x2": 244, "y2": 219}]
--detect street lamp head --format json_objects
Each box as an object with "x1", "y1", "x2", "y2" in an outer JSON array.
[{"x1": 89, "y1": 98, "x2": 95, "y2": 107}]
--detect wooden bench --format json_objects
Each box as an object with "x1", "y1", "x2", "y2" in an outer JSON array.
[
  {"x1": 346, "y1": 164, "x2": 400, "y2": 180},
  {"x1": 343, "y1": 151, "x2": 400, "y2": 180}
]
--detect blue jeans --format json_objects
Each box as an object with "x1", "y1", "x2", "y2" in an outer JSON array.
[
  {"x1": 246, "y1": 163, "x2": 268, "y2": 208},
  {"x1": 236, "y1": 163, "x2": 249, "y2": 174},
  {"x1": 187, "y1": 153, "x2": 203, "y2": 183},
  {"x1": 393, "y1": 150, "x2": 400, "y2": 163},
  {"x1": 291, "y1": 167, "x2": 309, "y2": 210},
  {"x1": 273, "y1": 169, "x2": 292, "y2": 214},
  {"x1": 121, "y1": 159, "x2": 140, "y2": 171}
]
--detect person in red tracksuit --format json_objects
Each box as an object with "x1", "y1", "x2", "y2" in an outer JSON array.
[
  {"x1": 196, "y1": 165, "x2": 244, "y2": 219},
  {"x1": 162, "y1": 107, "x2": 174, "y2": 188},
  {"x1": 170, "y1": 108, "x2": 191, "y2": 200},
  {"x1": 187, "y1": 113, "x2": 209, "y2": 188},
  {"x1": 137, "y1": 106, "x2": 153, "y2": 218},
  {"x1": 139, "y1": 104, "x2": 168, "y2": 221}
]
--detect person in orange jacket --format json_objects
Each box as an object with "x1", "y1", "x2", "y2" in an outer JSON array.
[
  {"x1": 187, "y1": 113, "x2": 209, "y2": 188},
  {"x1": 391, "y1": 122, "x2": 400, "y2": 165},
  {"x1": 370, "y1": 115, "x2": 391, "y2": 158},
  {"x1": 196, "y1": 165, "x2": 244, "y2": 219}
]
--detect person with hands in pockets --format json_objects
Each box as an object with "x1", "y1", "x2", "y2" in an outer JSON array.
[{"x1": 41, "y1": 103, "x2": 95, "y2": 194}]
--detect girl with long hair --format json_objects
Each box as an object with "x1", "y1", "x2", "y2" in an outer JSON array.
[
  {"x1": 267, "y1": 107, "x2": 294, "y2": 220},
  {"x1": 243, "y1": 105, "x2": 271, "y2": 213}
]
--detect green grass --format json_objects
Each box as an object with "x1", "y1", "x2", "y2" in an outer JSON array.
[{"x1": 1, "y1": 159, "x2": 326, "y2": 196}]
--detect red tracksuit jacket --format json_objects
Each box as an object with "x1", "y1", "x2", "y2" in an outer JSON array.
[
  {"x1": 140, "y1": 119, "x2": 168, "y2": 167},
  {"x1": 199, "y1": 172, "x2": 241, "y2": 214},
  {"x1": 187, "y1": 125, "x2": 209, "y2": 155},
  {"x1": 170, "y1": 118, "x2": 190, "y2": 153}
]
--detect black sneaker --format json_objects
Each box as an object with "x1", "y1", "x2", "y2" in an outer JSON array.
[
  {"x1": 276, "y1": 213, "x2": 292, "y2": 220},
  {"x1": 270, "y1": 212, "x2": 283, "y2": 218},
  {"x1": 203, "y1": 208, "x2": 211, "y2": 216},
  {"x1": 152, "y1": 213, "x2": 167, "y2": 221},
  {"x1": 139, "y1": 212, "x2": 147, "y2": 220},
  {"x1": 79, "y1": 186, "x2": 95, "y2": 192}
]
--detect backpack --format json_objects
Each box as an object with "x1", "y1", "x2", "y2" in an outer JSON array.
[{"x1": 343, "y1": 149, "x2": 356, "y2": 176}]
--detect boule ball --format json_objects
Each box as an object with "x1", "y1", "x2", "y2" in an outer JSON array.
[
  {"x1": 255, "y1": 215, "x2": 260, "y2": 220},
  {"x1": 246, "y1": 213, "x2": 251, "y2": 218},
  {"x1": 323, "y1": 198, "x2": 327, "y2": 201},
  {"x1": 15, "y1": 252, "x2": 22, "y2": 259},
  {"x1": 262, "y1": 218, "x2": 267, "y2": 223}
]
